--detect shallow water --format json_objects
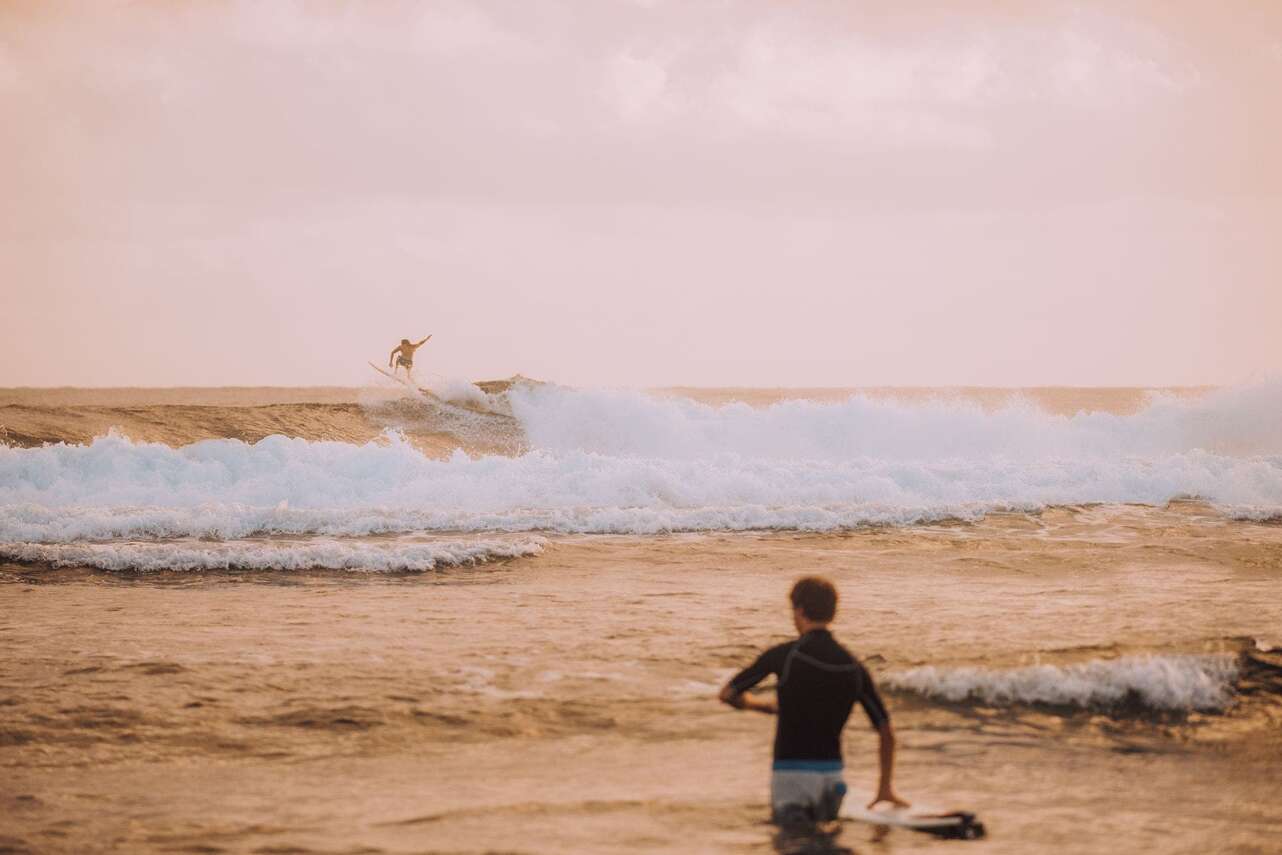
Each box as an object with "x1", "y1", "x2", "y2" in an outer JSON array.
[
  {"x1": 3, "y1": 508, "x2": 1281, "y2": 854},
  {"x1": 2, "y1": 384, "x2": 1281, "y2": 853}
]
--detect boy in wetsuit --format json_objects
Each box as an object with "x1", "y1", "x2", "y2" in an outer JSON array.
[
  {"x1": 388, "y1": 335, "x2": 431, "y2": 378},
  {"x1": 719, "y1": 576, "x2": 908, "y2": 824}
]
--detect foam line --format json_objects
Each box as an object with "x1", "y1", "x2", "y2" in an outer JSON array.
[
  {"x1": 1, "y1": 440, "x2": 1279, "y2": 540},
  {"x1": 884, "y1": 654, "x2": 1240, "y2": 712},
  {"x1": 0, "y1": 537, "x2": 545, "y2": 573}
]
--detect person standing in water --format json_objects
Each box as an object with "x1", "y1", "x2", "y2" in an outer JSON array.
[
  {"x1": 719, "y1": 576, "x2": 908, "y2": 825},
  {"x1": 388, "y1": 335, "x2": 431, "y2": 378}
]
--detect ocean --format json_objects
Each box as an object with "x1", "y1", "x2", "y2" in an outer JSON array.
[{"x1": 2, "y1": 381, "x2": 1280, "y2": 854}]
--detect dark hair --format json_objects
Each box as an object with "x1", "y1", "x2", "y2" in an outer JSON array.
[{"x1": 790, "y1": 576, "x2": 838, "y2": 622}]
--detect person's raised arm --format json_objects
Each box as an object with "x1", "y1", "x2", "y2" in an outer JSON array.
[{"x1": 415, "y1": 335, "x2": 432, "y2": 347}]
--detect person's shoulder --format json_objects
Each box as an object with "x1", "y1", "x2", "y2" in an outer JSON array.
[
  {"x1": 763, "y1": 639, "x2": 795, "y2": 657},
  {"x1": 759, "y1": 639, "x2": 796, "y2": 664},
  {"x1": 826, "y1": 635, "x2": 864, "y2": 667}
]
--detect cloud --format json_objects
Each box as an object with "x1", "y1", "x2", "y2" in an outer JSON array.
[
  {"x1": 223, "y1": 0, "x2": 519, "y2": 55},
  {"x1": 2, "y1": 2, "x2": 1280, "y2": 386},
  {"x1": 707, "y1": 25, "x2": 994, "y2": 148},
  {"x1": 606, "y1": 51, "x2": 671, "y2": 122},
  {"x1": 0, "y1": 0, "x2": 1278, "y2": 222}
]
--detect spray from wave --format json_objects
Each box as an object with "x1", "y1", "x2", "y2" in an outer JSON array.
[{"x1": 511, "y1": 381, "x2": 1282, "y2": 461}]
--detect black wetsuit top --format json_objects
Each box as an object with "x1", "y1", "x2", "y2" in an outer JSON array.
[{"x1": 729, "y1": 629, "x2": 888, "y2": 763}]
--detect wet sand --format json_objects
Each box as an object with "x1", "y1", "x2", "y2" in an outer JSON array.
[{"x1": 3, "y1": 505, "x2": 1281, "y2": 854}]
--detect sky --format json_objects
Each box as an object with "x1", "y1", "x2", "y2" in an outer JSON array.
[{"x1": 2, "y1": 0, "x2": 1280, "y2": 388}]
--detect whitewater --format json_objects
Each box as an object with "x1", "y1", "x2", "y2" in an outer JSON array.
[
  {"x1": 884, "y1": 654, "x2": 1241, "y2": 713},
  {"x1": 2, "y1": 382, "x2": 1281, "y2": 545}
]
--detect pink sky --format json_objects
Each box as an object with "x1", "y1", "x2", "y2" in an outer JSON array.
[{"x1": 2, "y1": 1, "x2": 1279, "y2": 387}]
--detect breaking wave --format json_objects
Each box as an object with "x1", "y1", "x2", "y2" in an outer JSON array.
[
  {"x1": 884, "y1": 654, "x2": 1240, "y2": 713},
  {"x1": 1, "y1": 381, "x2": 1280, "y2": 542},
  {"x1": 510, "y1": 381, "x2": 1282, "y2": 461}
]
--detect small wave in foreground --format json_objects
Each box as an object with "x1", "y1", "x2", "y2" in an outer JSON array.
[{"x1": 884, "y1": 654, "x2": 1241, "y2": 713}]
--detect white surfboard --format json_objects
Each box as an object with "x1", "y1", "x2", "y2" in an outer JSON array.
[
  {"x1": 367, "y1": 362, "x2": 513, "y2": 422},
  {"x1": 842, "y1": 797, "x2": 985, "y2": 839},
  {"x1": 368, "y1": 361, "x2": 422, "y2": 391}
]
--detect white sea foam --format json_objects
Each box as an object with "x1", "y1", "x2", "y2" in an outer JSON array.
[
  {"x1": 0, "y1": 537, "x2": 545, "y2": 573},
  {"x1": 1, "y1": 382, "x2": 1280, "y2": 539},
  {"x1": 884, "y1": 654, "x2": 1240, "y2": 712},
  {"x1": 0, "y1": 437, "x2": 1277, "y2": 540},
  {"x1": 426, "y1": 376, "x2": 492, "y2": 408},
  {"x1": 510, "y1": 381, "x2": 1282, "y2": 461}
]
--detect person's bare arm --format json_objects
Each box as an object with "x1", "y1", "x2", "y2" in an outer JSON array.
[
  {"x1": 718, "y1": 682, "x2": 777, "y2": 715},
  {"x1": 867, "y1": 721, "x2": 909, "y2": 808},
  {"x1": 415, "y1": 335, "x2": 432, "y2": 347},
  {"x1": 388, "y1": 346, "x2": 400, "y2": 367}
]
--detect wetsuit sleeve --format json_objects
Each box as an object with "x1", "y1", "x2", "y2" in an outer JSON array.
[
  {"x1": 853, "y1": 664, "x2": 890, "y2": 729},
  {"x1": 727, "y1": 643, "x2": 789, "y2": 693}
]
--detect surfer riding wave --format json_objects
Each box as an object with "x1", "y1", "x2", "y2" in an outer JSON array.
[{"x1": 389, "y1": 335, "x2": 431, "y2": 378}]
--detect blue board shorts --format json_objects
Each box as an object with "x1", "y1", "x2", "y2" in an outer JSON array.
[{"x1": 770, "y1": 760, "x2": 847, "y2": 823}]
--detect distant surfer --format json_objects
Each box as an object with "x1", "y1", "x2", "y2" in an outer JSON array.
[
  {"x1": 719, "y1": 576, "x2": 908, "y2": 825},
  {"x1": 388, "y1": 336, "x2": 431, "y2": 378}
]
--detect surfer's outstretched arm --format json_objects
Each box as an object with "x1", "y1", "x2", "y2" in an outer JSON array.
[{"x1": 415, "y1": 335, "x2": 431, "y2": 346}]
